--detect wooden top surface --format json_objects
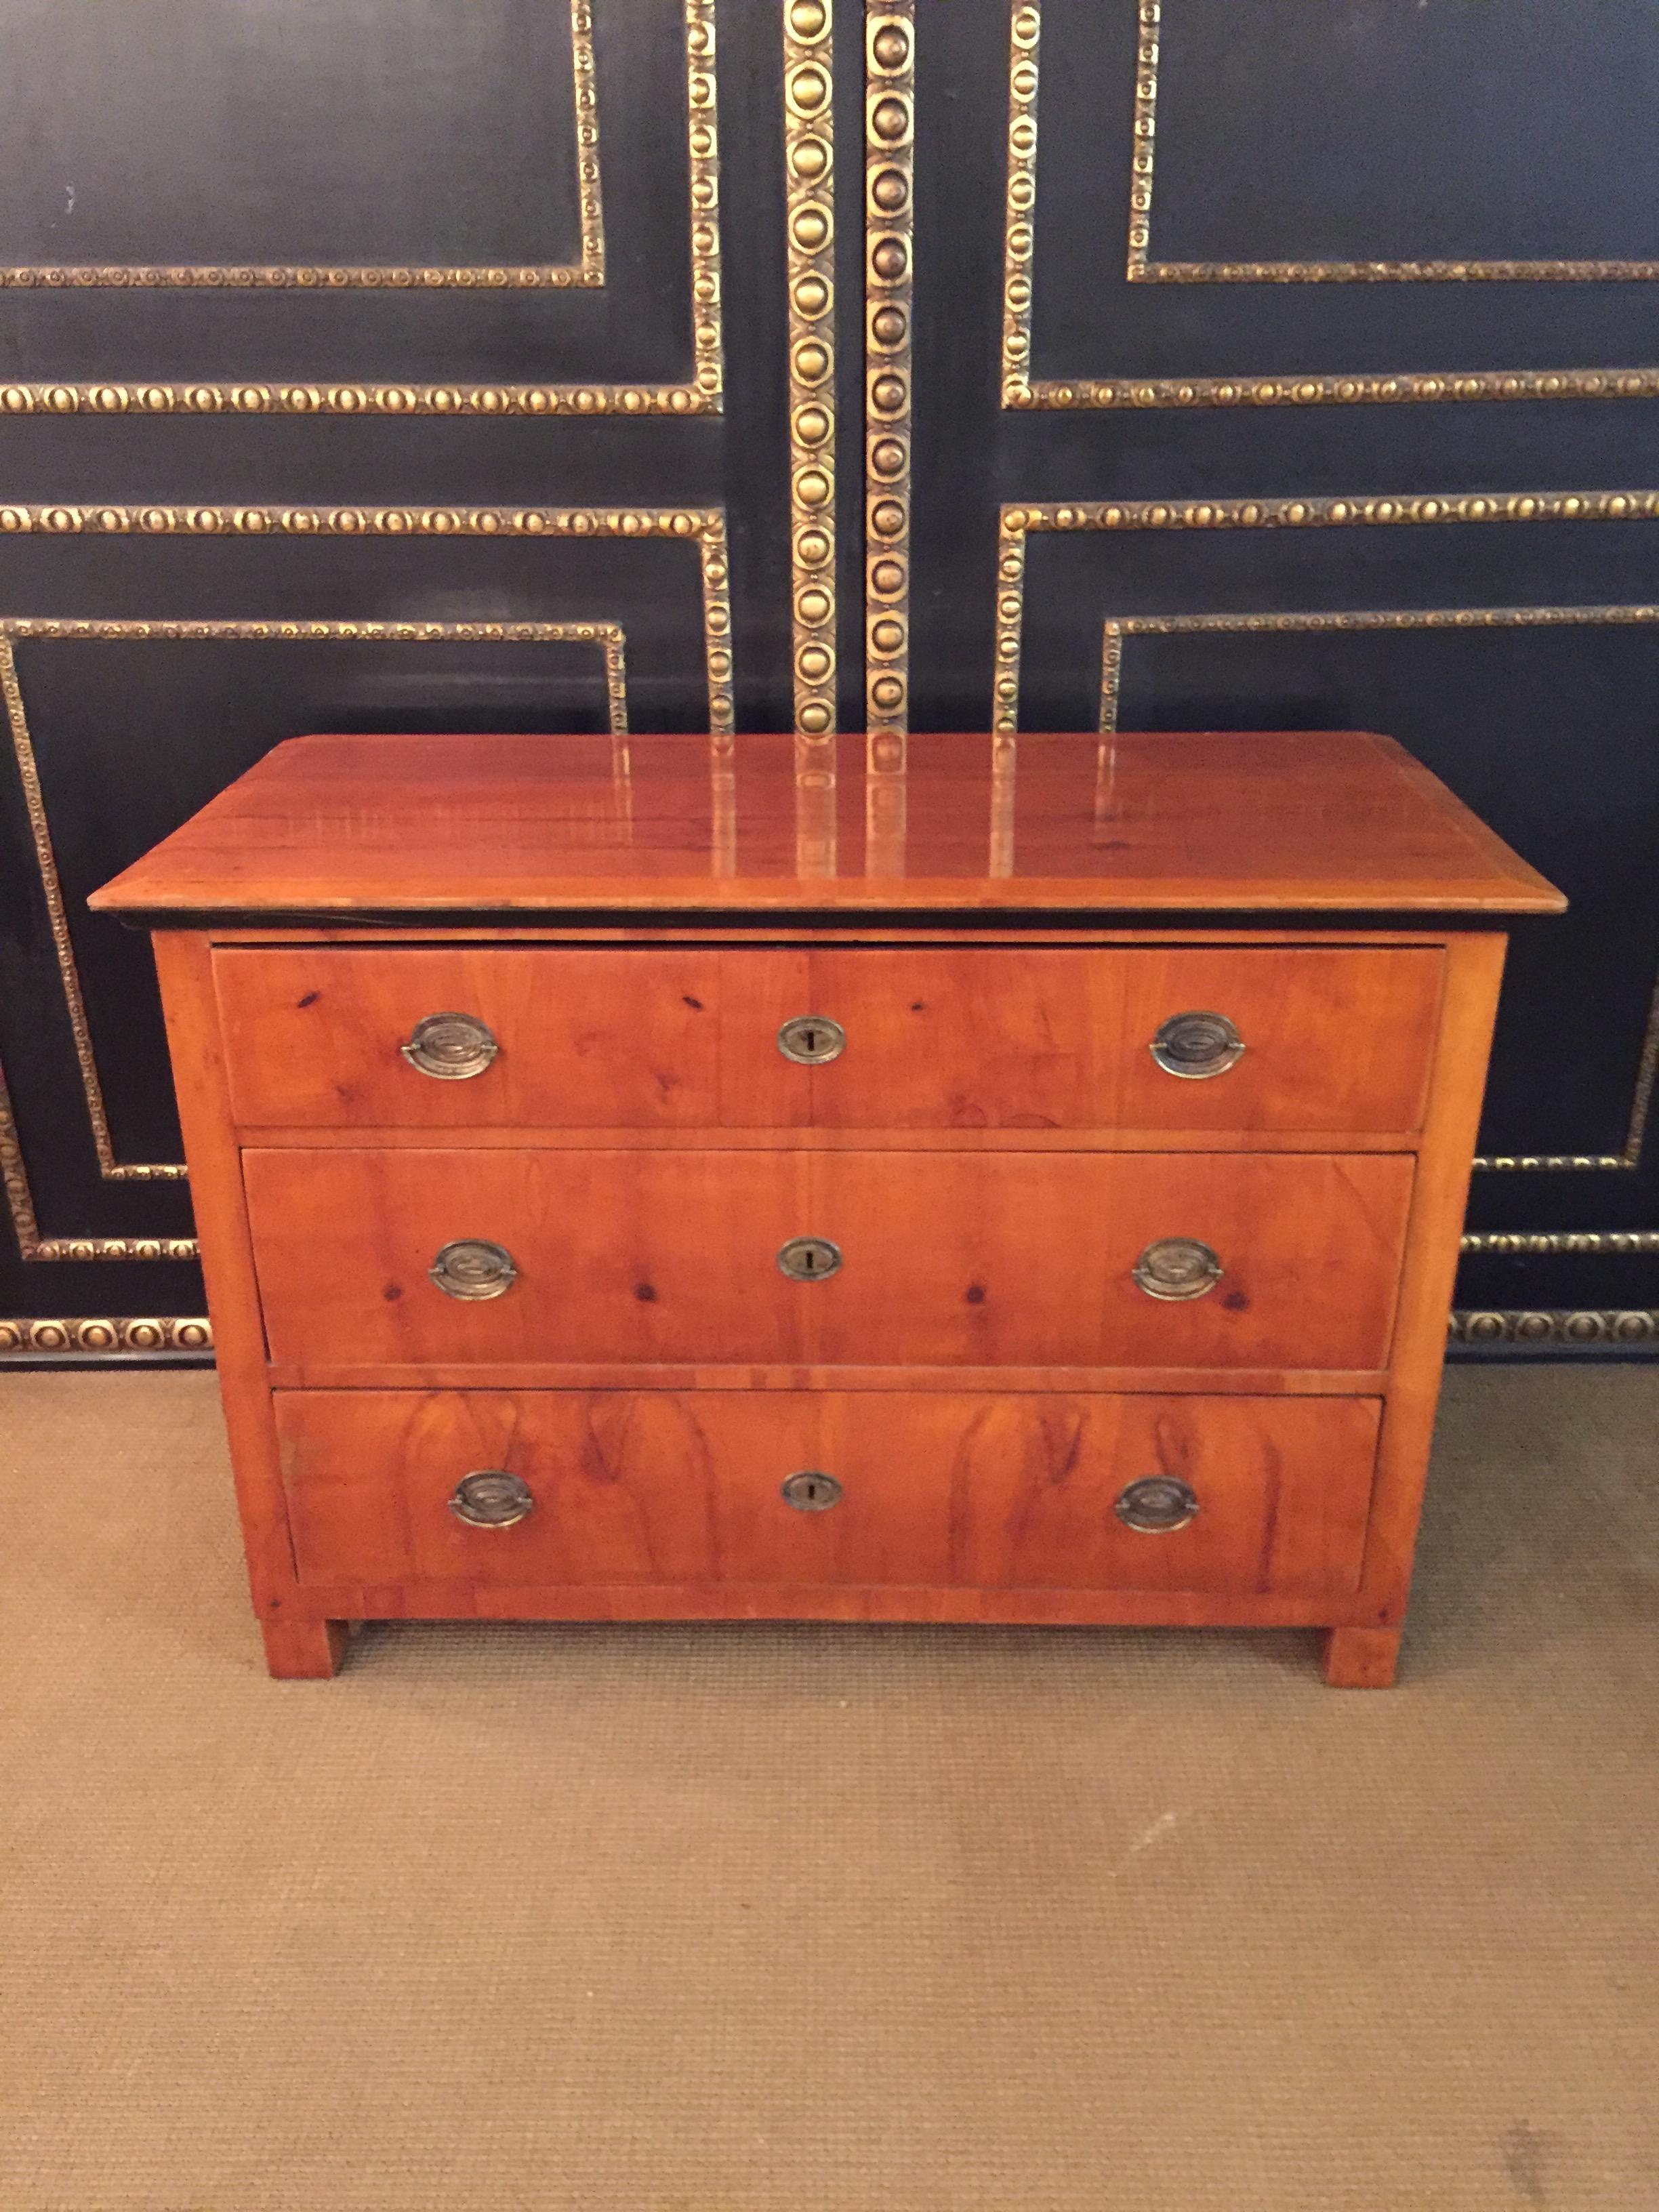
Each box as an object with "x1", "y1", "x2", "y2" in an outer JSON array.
[{"x1": 90, "y1": 729, "x2": 1565, "y2": 919}]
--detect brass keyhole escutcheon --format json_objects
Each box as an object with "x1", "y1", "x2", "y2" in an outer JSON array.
[
  {"x1": 777, "y1": 1235, "x2": 843, "y2": 1282},
  {"x1": 781, "y1": 1470, "x2": 843, "y2": 1511},
  {"x1": 1149, "y1": 1010, "x2": 1244, "y2": 1080},
  {"x1": 449, "y1": 1469, "x2": 536, "y2": 1528},
  {"x1": 777, "y1": 1014, "x2": 846, "y2": 1065},
  {"x1": 429, "y1": 1239, "x2": 519, "y2": 1300},
  {"x1": 1115, "y1": 1477, "x2": 1199, "y2": 1533},
  {"x1": 401, "y1": 1011, "x2": 499, "y2": 1080},
  {"x1": 1132, "y1": 1237, "x2": 1223, "y2": 1301}
]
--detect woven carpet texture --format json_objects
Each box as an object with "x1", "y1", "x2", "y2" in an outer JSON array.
[{"x1": 3, "y1": 1366, "x2": 1656, "y2": 2211}]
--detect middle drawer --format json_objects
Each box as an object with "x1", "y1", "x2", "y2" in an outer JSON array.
[{"x1": 244, "y1": 1147, "x2": 1414, "y2": 1372}]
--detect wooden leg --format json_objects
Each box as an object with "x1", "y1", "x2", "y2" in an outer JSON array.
[
  {"x1": 1322, "y1": 1626, "x2": 1402, "y2": 1689},
  {"x1": 260, "y1": 1615, "x2": 350, "y2": 1679}
]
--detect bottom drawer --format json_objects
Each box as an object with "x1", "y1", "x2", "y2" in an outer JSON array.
[{"x1": 275, "y1": 1389, "x2": 1380, "y2": 1600}]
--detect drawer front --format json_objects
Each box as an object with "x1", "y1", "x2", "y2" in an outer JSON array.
[
  {"x1": 804, "y1": 946, "x2": 1441, "y2": 1133},
  {"x1": 213, "y1": 945, "x2": 808, "y2": 1130},
  {"x1": 275, "y1": 1388, "x2": 1379, "y2": 1599},
  {"x1": 245, "y1": 1147, "x2": 1414, "y2": 1371},
  {"x1": 214, "y1": 943, "x2": 1441, "y2": 1134}
]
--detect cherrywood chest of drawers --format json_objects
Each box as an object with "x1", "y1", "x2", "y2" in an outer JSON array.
[{"x1": 91, "y1": 729, "x2": 1563, "y2": 1685}]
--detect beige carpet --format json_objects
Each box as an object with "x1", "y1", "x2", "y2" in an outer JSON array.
[{"x1": 2, "y1": 1366, "x2": 1656, "y2": 2212}]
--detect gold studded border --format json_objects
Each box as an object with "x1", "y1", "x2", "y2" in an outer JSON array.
[
  {"x1": 993, "y1": 488, "x2": 1659, "y2": 734},
  {"x1": 3, "y1": 619, "x2": 630, "y2": 1215},
  {"x1": 0, "y1": 1051, "x2": 197, "y2": 1263},
  {"x1": 7, "y1": 1309, "x2": 1657, "y2": 1356},
  {"x1": 1450, "y1": 1309, "x2": 1659, "y2": 1347},
  {"x1": 0, "y1": 0, "x2": 604, "y2": 292},
  {"x1": 1129, "y1": 0, "x2": 1659, "y2": 285},
  {"x1": 1001, "y1": 0, "x2": 1659, "y2": 411},
  {"x1": 1094, "y1": 602, "x2": 1659, "y2": 1176},
  {"x1": 0, "y1": 1316, "x2": 213, "y2": 1357},
  {"x1": 865, "y1": 1, "x2": 914, "y2": 775},
  {"x1": 0, "y1": 503, "x2": 731, "y2": 1262},
  {"x1": 0, "y1": 510, "x2": 734, "y2": 744},
  {"x1": 0, "y1": 0, "x2": 723, "y2": 416},
  {"x1": 1462, "y1": 1233, "x2": 1659, "y2": 1255},
  {"x1": 785, "y1": 0, "x2": 838, "y2": 759}
]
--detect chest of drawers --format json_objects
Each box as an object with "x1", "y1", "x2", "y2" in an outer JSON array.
[{"x1": 91, "y1": 729, "x2": 1563, "y2": 1685}]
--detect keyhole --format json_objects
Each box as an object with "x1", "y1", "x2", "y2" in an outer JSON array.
[{"x1": 781, "y1": 1469, "x2": 842, "y2": 1511}]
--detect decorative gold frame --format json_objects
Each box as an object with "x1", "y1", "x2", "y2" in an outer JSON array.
[
  {"x1": 1095, "y1": 602, "x2": 1659, "y2": 1176},
  {"x1": 1002, "y1": 0, "x2": 1659, "y2": 411},
  {"x1": 0, "y1": 0, "x2": 602, "y2": 291},
  {"x1": 865, "y1": 0, "x2": 914, "y2": 779},
  {"x1": 4, "y1": 617, "x2": 629, "y2": 1222},
  {"x1": 0, "y1": 0, "x2": 724, "y2": 417},
  {"x1": 1450, "y1": 1309, "x2": 1659, "y2": 1347},
  {"x1": 785, "y1": 0, "x2": 838, "y2": 758},
  {"x1": 0, "y1": 501, "x2": 731, "y2": 1262},
  {"x1": 0, "y1": 1314, "x2": 212, "y2": 1356},
  {"x1": 991, "y1": 497, "x2": 1659, "y2": 1220}
]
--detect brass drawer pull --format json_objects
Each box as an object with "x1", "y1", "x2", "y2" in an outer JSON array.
[
  {"x1": 778, "y1": 1235, "x2": 843, "y2": 1281},
  {"x1": 1150, "y1": 1010, "x2": 1244, "y2": 1079},
  {"x1": 778, "y1": 1014, "x2": 846, "y2": 1065},
  {"x1": 781, "y1": 1470, "x2": 842, "y2": 1511},
  {"x1": 449, "y1": 1470, "x2": 535, "y2": 1528},
  {"x1": 429, "y1": 1239, "x2": 518, "y2": 1300},
  {"x1": 401, "y1": 1011, "x2": 499, "y2": 1080},
  {"x1": 1132, "y1": 1237, "x2": 1223, "y2": 1301},
  {"x1": 1115, "y1": 1476, "x2": 1199, "y2": 1533}
]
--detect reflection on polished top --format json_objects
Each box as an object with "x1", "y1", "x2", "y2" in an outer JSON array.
[{"x1": 89, "y1": 729, "x2": 1565, "y2": 917}]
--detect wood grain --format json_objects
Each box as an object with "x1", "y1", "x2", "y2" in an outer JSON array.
[
  {"x1": 241, "y1": 1147, "x2": 1416, "y2": 1373},
  {"x1": 1356, "y1": 932, "x2": 1510, "y2": 1633},
  {"x1": 89, "y1": 730, "x2": 1567, "y2": 918},
  {"x1": 274, "y1": 1389, "x2": 1380, "y2": 1601},
  {"x1": 213, "y1": 941, "x2": 1442, "y2": 1135},
  {"x1": 213, "y1": 945, "x2": 806, "y2": 1129}
]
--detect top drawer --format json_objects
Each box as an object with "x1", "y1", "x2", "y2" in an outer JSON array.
[{"x1": 212, "y1": 942, "x2": 1442, "y2": 1134}]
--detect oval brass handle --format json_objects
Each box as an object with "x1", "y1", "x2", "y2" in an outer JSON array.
[
  {"x1": 1115, "y1": 1476, "x2": 1199, "y2": 1533},
  {"x1": 781, "y1": 1469, "x2": 843, "y2": 1511},
  {"x1": 449, "y1": 1469, "x2": 535, "y2": 1528},
  {"x1": 401, "y1": 1011, "x2": 499, "y2": 1080},
  {"x1": 429, "y1": 1239, "x2": 518, "y2": 1300},
  {"x1": 778, "y1": 1014, "x2": 846, "y2": 1065},
  {"x1": 1150, "y1": 1011, "x2": 1244, "y2": 1080},
  {"x1": 778, "y1": 1235, "x2": 843, "y2": 1281},
  {"x1": 1132, "y1": 1237, "x2": 1223, "y2": 1301}
]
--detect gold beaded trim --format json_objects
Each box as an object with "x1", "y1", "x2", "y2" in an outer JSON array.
[
  {"x1": 1451, "y1": 1311, "x2": 1659, "y2": 1348},
  {"x1": 0, "y1": 0, "x2": 605, "y2": 291},
  {"x1": 865, "y1": 1, "x2": 914, "y2": 778},
  {"x1": 0, "y1": 0, "x2": 724, "y2": 416},
  {"x1": 1002, "y1": 0, "x2": 1659, "y2": 411},
  {"x1": 0, "y1": 1316, "x2": 213, "y2": 1356}
]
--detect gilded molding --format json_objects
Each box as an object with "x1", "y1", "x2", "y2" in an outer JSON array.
[
  {"x1": 994, "y1": 488, "x2": 1659, "y2": 732},
  {"x1": 3, "y1": 618, "x2": 630, "y2": 1202},
  {"x1": 1460, "y1": 1232, "x2": 1659, "y2": 1256},
  {"x1": 0, "y1": 1050, "x2": 198, "y2": 1261},
  {"x1": 0, "y1": 510, "x2": 733, "y2": 739},
  {"x1": 1128, "y1": 0, "x2": 1659, "y2": 285},
  {"x1": 0, "y1": 504, "x2": 731, "y2": 1263},
  {"x1": 1450, "y1": 1309, "x2": 1659, "y2": 1348},
  {"x1": 1092, "y1": 600, "x2": 1659, "y2": 1179},
  {"x1": 0, "y1": 0, "x2": 725, "y2": 417},
  {"x1": 0, "y1": 0, "x2": 605, "y2": 291},
  {"x1": 865, "y1": 0, "x2": 914, "y2": 777},
  {"x1": 0, "y1": 1315, "x2": 213, "y2": 1356},
  {"x1": 785, "y1": 0, "x2": 838, "y2": 760},
  {"x1": 1001, "y1": 0, "x2": 1659, "y2": 411}
]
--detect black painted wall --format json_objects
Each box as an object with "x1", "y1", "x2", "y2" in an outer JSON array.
[{"x1": 2, "y1": 0, "x2": 1656, "y2": 1355}]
